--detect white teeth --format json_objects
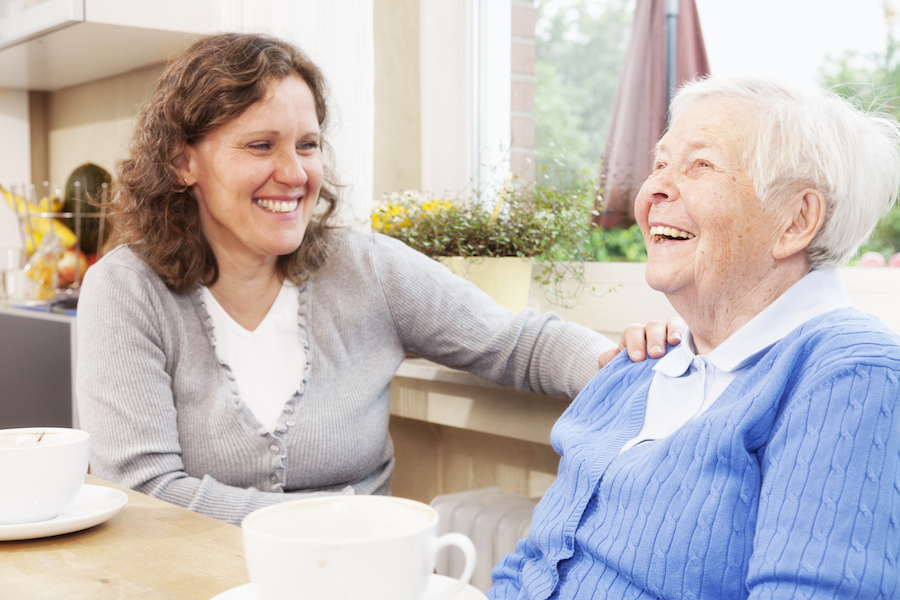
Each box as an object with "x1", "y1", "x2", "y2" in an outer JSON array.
[
  {"x1": 649, "y1": 225, "x2": 695, "y2": 240},
  {"x1": 255, "y1": 199, "x2": 299, "y2": 213}
]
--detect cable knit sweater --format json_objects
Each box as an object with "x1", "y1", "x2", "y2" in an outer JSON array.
[
  {"x1": 76, "y1": 229, "x2": 611, "y2": 525},
  {"x1": 489, "y1": 309, "x2": 900, "y2": 599}
]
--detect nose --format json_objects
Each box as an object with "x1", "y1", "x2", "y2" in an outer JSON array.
[
  {"x1": 641, "y1": 165, "x2": 678, "y2": 205},
  {"x1": 274, "y1": 148, "x2": 309, "y2": 188}
]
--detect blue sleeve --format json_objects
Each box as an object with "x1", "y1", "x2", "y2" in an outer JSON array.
[
  {"x1": 747, "y1": 363, "x2": 900, "y2": 598},
  {"x1": 488, "y1": 536, "x2": 535, "y2": 600}
]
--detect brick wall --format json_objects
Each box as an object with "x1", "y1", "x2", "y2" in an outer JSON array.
[{"x1": 511, "y1": 0, "x2": 536, "y2": 182}]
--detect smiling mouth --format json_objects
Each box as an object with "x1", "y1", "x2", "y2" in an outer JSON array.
[
  {"x1": 254, "y1": 198, "x2": 299, "y2": 213},
  {"x1": 649, "y1": 225, "x2": 695, "y2": 242}
]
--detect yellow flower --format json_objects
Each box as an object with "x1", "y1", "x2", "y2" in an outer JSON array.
[
  {"x1": 372, "y1": 202, "x2": 410, "y2": 232},
  {"x1": 421, "y1": 199, "x2": 453, "y2": 213}
]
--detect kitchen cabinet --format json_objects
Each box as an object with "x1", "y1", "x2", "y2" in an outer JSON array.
[
  {"x1": 0, "y1": 0, "x2": 219, "y2": 91},
  {"x1": 0, "y1": 305, "x2": 77, "y2": 428}
]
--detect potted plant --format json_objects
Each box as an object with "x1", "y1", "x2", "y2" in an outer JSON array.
[{"x1": 372, "y1": 168, "x2": 600, "y2": 310}]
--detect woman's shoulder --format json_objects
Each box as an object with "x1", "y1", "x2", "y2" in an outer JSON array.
[
  {"x1": 89, "y1": 245, "x2": 156, "y2": 274},
  {"x1": 783, "y1": 307, "x2": 900, "y2": 367},
  {"x1": 808, "y1": 307, "x2": 898, "y2": 342},
  {"x1": 80, "y1": 245, "x2": 172, "y2": 299},
  {"x1": 320, "y1": 227, "x2": 431, "y2": 270}
]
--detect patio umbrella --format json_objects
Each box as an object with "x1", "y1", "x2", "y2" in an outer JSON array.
[{"x1": 595, "y1": 0, "x2": 709, "y2": 229}]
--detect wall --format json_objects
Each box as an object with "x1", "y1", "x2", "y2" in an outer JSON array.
[
  {"x1": 0, "y1": 89, "x2": 31, "y2": 189},
  {"x1": 1, "y1": 0, "x2": 376, "y2": 228},
  {"x1": 373, "y1": 0, "x2": 421, "y2": 201},
  {"x1": 375, "y1": 0, "x2": 537, "y2": 200},
  {"x1": 40, "y1": 64, "x2": 163, "y2": 191},
  {"x1": 0, "y1": 89, "x2": 31, "y2": 249},
  {"x1": 534, "y1": 262, "x2": 900, "y2": 340}
]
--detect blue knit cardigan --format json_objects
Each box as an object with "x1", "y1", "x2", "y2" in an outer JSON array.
[{"x1": 489, "y1": 308, "x2": 900, "y2": 599}]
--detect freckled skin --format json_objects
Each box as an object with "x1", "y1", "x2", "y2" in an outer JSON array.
[{"x1": 634, "y1": 98, "x2": 808, "y2": 354}]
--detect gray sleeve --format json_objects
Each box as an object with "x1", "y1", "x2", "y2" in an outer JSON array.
[{"x1": 369, "y1": 234, "x2": 614, "y2": 399}]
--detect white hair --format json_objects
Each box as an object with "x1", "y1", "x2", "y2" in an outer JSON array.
[{"x1": 670, "y1": 76, "x2": 900, "y2": 269}]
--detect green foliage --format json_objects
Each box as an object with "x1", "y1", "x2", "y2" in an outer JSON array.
[
  {"x1": 584, "y1": 223, "x2": 648, "y2": 262},
  {"x1": 373, "y1": 167, "x2": 603, "y2": 306},
  {"x1": 819, "y1": 36, "x2": 900, "y2": 122},
  {"x1": 374, "y1": 173, "x2": 598, "y2": 261},
  {"x1": 532, "y1": 0, "x2": 648, "y2": 266},
  {"x1": 819, "y1": 15, "x2": 900, "y2": 260},
  {"x1": 535, "y1": 0, "x2": 634, "y2": 184},
  {"x1": 854, "y1": 204, "x2": 900, "y2": 263}
]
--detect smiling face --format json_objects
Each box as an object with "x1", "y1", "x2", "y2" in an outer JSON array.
[
  {"x1": 634, "y1": 97, "x2": 798, "y2": 346},
  {"x1": 178, "y1": 74, "x2": 323, "y2": 271}
]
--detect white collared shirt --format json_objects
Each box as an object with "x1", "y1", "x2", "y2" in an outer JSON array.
[{"x1": 620, "y1": 269, "x2": 852, "y2": 453}]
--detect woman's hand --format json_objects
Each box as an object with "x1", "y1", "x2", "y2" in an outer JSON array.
[{"x1": 597, "y1": 317, "x2": 685, "y2": 369}]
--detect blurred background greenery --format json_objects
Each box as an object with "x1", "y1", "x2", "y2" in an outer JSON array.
[
  {"x1": 536, "y1": 0, "x2": 900, "y2": 264},
  {"x1": 535, "y1": 0, "x2": 647, "y2": 262},
  {"x1": 819, "y1": 4, "x2": 900, "y2": 264}
]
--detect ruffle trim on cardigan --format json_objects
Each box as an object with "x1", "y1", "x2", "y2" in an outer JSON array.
[
  {"x1": 192, "y1": 287, "x2": 245, "y2": 414},
  {"x1": 190, "y1": 283, "x2": 313, "y2": 493}
]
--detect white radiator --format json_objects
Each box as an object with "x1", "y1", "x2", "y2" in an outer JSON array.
[{"x1": 431, "y1": 486, "x2": 539, "y2": 593}]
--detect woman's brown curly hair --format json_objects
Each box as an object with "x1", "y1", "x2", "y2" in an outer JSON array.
[{"x1": 109, "y1": 32, "x2": 339, "y2": 291}]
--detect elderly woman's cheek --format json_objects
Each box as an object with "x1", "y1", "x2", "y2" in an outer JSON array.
[{"x1": 633, "y1": 190, "x2": 652, "y2": 235}]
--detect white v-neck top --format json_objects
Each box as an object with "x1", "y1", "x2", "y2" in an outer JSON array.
[{"x1": 201, "y1": 281, "x2": 306, "y2": 432}]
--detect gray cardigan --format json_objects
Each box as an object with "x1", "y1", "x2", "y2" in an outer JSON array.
[{"x1": 76, "y1": 229, "x2": 611, "y2": 525}]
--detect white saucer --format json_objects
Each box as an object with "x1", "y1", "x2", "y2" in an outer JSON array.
[
  {"x1": 0, "y1": 484, "x2": 128, "y2": 541},
  {"x1": 211, "y1": 573, "x2": 489, "y2": 599}
]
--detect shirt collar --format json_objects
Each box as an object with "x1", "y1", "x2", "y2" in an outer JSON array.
[{"x1": 655, "y1": 269, "x2": 852, "y2": 377}]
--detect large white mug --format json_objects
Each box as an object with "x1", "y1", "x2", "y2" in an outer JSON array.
[
  {"x1": 242, "y1": 495, "x2": 477, "y2": 600},
  {"x1": 0, "y1": 427, "x2": 90, "y2": 524}
]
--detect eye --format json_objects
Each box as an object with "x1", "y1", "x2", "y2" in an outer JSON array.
[
  {"x1": 249, "y1": 141, "x2": 272, "y2": 151},
  {"x1": 654, "y1": 161, "x2": 666, "y2": 171},
  {"x1": 697, "y1": 159, "x2": 712, "y2": 168},
  {"x1": 298, "y1": 140, "x2": 320, "y2": 152}
]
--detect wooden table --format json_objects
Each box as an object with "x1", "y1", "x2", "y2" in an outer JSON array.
[{"x1": 0, "y1": 475, "x2": 249, "y2": 599}]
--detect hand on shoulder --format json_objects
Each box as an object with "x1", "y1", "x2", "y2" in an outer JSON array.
[{"x1": 597, "y1": 317, "x2": 685, "y2": 369}]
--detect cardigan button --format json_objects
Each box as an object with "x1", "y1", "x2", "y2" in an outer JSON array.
[{"x1": 269, "y1": 444, "x2": 279, "y2": 453}]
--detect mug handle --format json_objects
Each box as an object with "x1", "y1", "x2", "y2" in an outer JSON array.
[{"x1": 426, "y1": 532, "x2": 477, "y2": 600}]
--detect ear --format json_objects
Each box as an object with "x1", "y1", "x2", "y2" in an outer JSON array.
[
  {"x1": 173, "y1": 144, "x2": 195, "y2": 187},
  {"x1": 772, "y1": 188, "x2": 825, "y2": 260}
]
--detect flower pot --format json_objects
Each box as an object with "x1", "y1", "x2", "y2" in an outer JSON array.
[{"x1": 438, "y1": 256, "x2": 533, "y2": 313}]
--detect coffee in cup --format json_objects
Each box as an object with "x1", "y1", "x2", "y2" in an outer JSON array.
[
  {"x1": 242, "y1": 495, "x2": 476, "y2": 600},
  {"x1": 0, "y1": 427, "x2": 90, "y2": 524}
]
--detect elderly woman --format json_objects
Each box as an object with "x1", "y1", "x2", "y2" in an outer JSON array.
[
  {"x1": 75, "y1": 33, "x2": 679, "y2": 526},
  {"x1": 489, "y1": 76, "x2": 900, "y2": 599}
]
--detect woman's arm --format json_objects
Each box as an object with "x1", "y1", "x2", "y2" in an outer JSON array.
[
  {"x1": 747, "y1": 363, "x2": 900, "y2": 598},
  {"x1": 372, "y1": 234, "x2": 681, "y2": 397},
  {"x1": 370, "y1": 234, "x2": 611, "y2": 398}
]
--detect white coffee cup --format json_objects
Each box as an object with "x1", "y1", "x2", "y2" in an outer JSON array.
[
  {"x1": 242, "y1": 495, "x2": 477, "y2": 600},
  {"x1": 0, "y1": 427, "x2": 91, "y2": 524}
]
